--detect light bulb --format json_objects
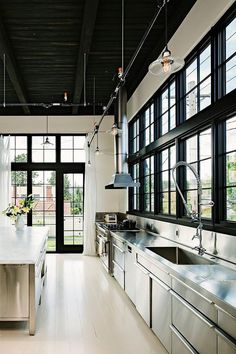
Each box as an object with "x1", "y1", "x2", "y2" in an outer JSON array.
[
  {"x1": 95, "y1": 147, "x2": 100, "y2": 155},
  {"x1": 88, "y1": 160, "x2": 91, "y2": 166},
  {"x1": 111, "y1": 124, "x2": 118, "y2": 136},
  {"x1": 64, "y1": 91, "x2": 68, "y2": 102},
  {"x1": 161, "y1": 48, "x2": 173, "y2": 74}
]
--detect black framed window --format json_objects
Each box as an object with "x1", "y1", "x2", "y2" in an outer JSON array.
[
  {"x1": 140, "y1": 103, "x2": 154, "y2": 148},
  {"x1": 130, "y1": 163, "x2": 140, "y2": 211},
  {"x1": 225, "y1": 17, "x2": 236, "y2": 94},
  {"x1": 184, "y1": 44, "x2": 211, "y2": 120},
  {"x1": 224, "y1": 116, "x2": 236, "y2": 221},
  {"x1": 184, "y1": 128, "x2": 212, "y2": 219},
  {"x1": 142, "y1": 156, "x2": 154, "y2": 212},
  {"x1": 159, "y1": 80, "x2": 176, "y2": 135},
  {"x1": 128, "y1": 3, "x2": 236, "y2": 235},
  {"x1": 9, "y1": 134, "x2": 86, "y2": 252},
  {"x1": 158, "y1": 145, "x2": 176, "y2": 214}
]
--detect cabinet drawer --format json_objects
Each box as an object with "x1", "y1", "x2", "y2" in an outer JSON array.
[
  {"x1": 171, "y1": 275, "x2": 217, "y2": 323},
  {"x1": 170, "y1": 325, "x2": 198, "y2": 354},
  {"x1": 216, "y1": 305, "x2": 236, "y2": 340},
  {"x1": 171, "y1": 290, "x2": 217, "y2": 354},
  {"x1": 135, "y1": 262, "x2": 150, "y2": 326},
  {"x1": 151, "y1": 274, "x2": 171, "y2": 352},
  {"x1": 113, "y1": 260, "x2": 124, "y2": 289},
  {"x1": 113, "y1": 243, "x2": 125, "y2": 269},
  {"x1": 136, "y1": 253, "x2": 170, "y2": 287},
  {"x1": 217, "y1": 332, "x2": 236, "y2": 354}
]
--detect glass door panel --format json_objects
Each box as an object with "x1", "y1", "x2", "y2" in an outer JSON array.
[
  {"x1": 32, "y1": 170, "x2": 56, "y2": 252},
  {"x1": 63, "y1": 173, "x2": 84, "y2": 247}
]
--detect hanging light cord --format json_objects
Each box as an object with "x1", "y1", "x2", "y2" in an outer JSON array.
[
  {"x1": 3, "y1": 53, "x2": 6, "y2": 107},
  {"x1": 165, "y1": 0, "x2": 168, "y2": 46},
  {"x1": 84, "y1": 53, "x2": 86, "y2": 106},
  {"x1": 121, "y1": 0, "x2": 124, "y2": 71}
]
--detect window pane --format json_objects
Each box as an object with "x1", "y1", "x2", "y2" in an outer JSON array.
[
  {"x1": 226, "y1": 116, "x2": 236, "y2": 152},
  {"x1": 226, "y1": 187, "x2": 236, "y2": 221},
  {"x1": 61, "y1": 150, "x2": 73, "y2": 162},
  {"x1": 162, "y1": 112, "x2": 168, "y2": 135},
  {"x1": 61, "y1": 136, "x2": 73, "y2": 149},
  {"x1": 226, "y1": 17, "x2": 236, "y2": 60},
  {"x1": 200, "y1": 159, "x2": 212, "y2": 188},
  {"x1": 226, "y1": 56, "x2": 236, "y2": 94},
  {"x1": 15, "y1": 151, "x2": 27, "y2": 162},
  {"x1": 186, "y1": 88, "x2": 197, "y2": 119},
  {"x1": 226, "y1": 152, "x2": 236, "y2": 186},
  {"x1": 186, "y1": 135, "x2": 197, "y2": 163},
  {"x1": 186, "y1": 163, "x2": 198, "y2": 189},
  {"x1": 74, "y1": 136, "x2": 86, "y2": 149},
  {"x1": 16, "y1": 136, "x2": 27, "y2": 149},
  {"x1": 169, "y1": 106, "x2": 176, "y2": 130},
  {"x1": 161, "y1": 149, "x2": 169, "y2": 170},
  {"x1": 186, "y1": 190, "x2": 198, "y2": 215},
  {"x1": 170, "y1": 82, "x2": 176, "y2": 106},
  {"x1": 161, "y1": 171, "x2": 169, "y2": 192},
  {"x1": 161, "y1": 89, "x2": 168, "y2": 114},
  {"x1": 74, "y1": 149, "x2": 86, "y2": 162},
  {"x1": 199, "y1": 77, "x2": 211, "y2": 110},
  {"x1": 200, "y1": 45, "x2": 211, "y2": 81},
  {"x1": 186, "y1": 59, "x2": 197, "y2": 92},
  {"x1": 201, "y1": 189, "x2": 212, "y2": 218},
  {"x1": 145, "y1": 109, "x2": 150, "y2": 128},
  {"x1": 170, "y1": 192, "x2": 176, "y2": 215},
  {"x1": 200, "y1": 129, "x2": 211, "y2": 159},
  {"x1": 161, "y1": 193, "x2": 169, "y2": 214},
  {"x1": 170, "y1": 146, "x2": 176, "y2": 169}
]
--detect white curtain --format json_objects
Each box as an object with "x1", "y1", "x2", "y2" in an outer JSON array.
[
  {"x1": 0, "y1": 135, "x2": 11, "y2": 226},
  {"x1": 83, "y1": 138, "x2": 97, "y2": 256}
]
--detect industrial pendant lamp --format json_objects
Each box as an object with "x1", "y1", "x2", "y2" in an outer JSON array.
[
  {"x1": 95, "y1": 131, "x2": 100, "y2": 155},
  {"x1": 148, "y1": 0, "x2": 184, "y2": 76},
  {"x1": 42, "y1": 116, "x2": 53, "y2": 146}
]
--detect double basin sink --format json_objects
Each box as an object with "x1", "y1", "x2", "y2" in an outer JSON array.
[{"x1": 146, "y1": 246, "x2": 214, "y2": 265}]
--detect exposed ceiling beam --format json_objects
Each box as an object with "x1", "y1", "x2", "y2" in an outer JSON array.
[
  {"x1": 0, "y1": 18, "x2": 30, "y2": 114},
  {"x1": 72, "y1": 0, "x2": 100, "y2": 114}
]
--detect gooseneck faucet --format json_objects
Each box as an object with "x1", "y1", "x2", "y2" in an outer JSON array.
[{"x1": 172, "y1": 161, "x2": 214, "y2": 256}]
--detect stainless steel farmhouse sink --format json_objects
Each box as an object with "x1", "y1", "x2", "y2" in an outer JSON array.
[{"x1": 146, "y1": 247, "x2": 214, "y2": 265}]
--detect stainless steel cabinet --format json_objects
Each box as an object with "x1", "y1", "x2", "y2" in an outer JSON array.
[
  {"x1": 171, "y1": 290, "x2": 217, "y2": 354},
  {"x1": 170, "y1": 325, "x2": 198, "y2": 354},
  {"x1": 112, "y1": 237, "x2": 125, "y2": 289},
  {"x1": 125, "y1": 244, "x2": 136, "y2": 304},
  {"x1": 151, "y1": 274, "x2": 171, "y2": 352},
  {"x1": 135, "y1": 261, "x2": 150, "y2": 326},
  {"x1": 0, "y1": 265, "x2": 29, "y2": 318}
]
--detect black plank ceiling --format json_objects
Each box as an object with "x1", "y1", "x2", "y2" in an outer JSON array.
[{"x1": 0, "y1": 0, "x2": 196, "y2": 115}]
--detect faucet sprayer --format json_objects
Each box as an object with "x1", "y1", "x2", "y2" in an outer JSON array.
[{"x1": 171, "y1": 161, "x2": 214, "y2": 255}]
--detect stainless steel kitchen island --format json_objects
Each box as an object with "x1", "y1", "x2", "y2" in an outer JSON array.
[{"x1": 0, "y1": 226, "x2": 48, "y2": 335}]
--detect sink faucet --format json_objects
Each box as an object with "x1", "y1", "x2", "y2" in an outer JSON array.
[{"x1": 172, "y1": 161, "x2": 214, "y2": 256}]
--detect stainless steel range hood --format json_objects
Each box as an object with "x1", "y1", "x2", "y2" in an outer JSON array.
[{"x1": 105, "y1": 86, "x2": 140, "y2": 189}]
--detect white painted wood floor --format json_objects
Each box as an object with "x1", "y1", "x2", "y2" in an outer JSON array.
[{"x1": 0, "y1": 255, "x2": 167, "y2": 354}]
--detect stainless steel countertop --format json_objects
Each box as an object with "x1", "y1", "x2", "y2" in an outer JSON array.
[{"x1": 108, "y1": 228, "x2": 236, "y2": 317}]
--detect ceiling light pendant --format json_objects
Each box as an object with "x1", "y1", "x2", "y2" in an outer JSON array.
[
  {"x1": 42, "y1": 115, "x2": 54, "y2": 146},
  {"x1": 95, "y1": 132, "x2": 100, "y2": 155},
  {"x1": 106, "y1": 123, "x2": 122, "y2": 136},
  {"x1": 148, "y1": 0, "x2": 184, "y2": 76}
]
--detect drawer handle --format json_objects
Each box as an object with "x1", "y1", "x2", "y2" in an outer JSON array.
[
  {"x1": 214, "y1": 327, "x2": 236, "y2": 349},
  {"x1": 170, "y1": 274, "x2": 214, "y2": 304},
  {"x1": 113, "y1": 243, "x2": 124, "y2": 253},
  {"x1": 170, "y1": 290, "x2": 215, "y2": 329},
  {"x1": 112, "y1": 260, "x2": 124, "y2": 272},
  {"x1": 170, "y1": 325, "x2": 198, "y2": 354},
  {"x1": 150, "y1": 273, "x2": 170, "y2": 291},
  {"x1": 136, "y1": 262, "x2": 149, "y2": 275}
]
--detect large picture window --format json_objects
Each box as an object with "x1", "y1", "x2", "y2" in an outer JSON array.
[{"x1": 10, "y1": 135, "x2": 85, "y2": 252}]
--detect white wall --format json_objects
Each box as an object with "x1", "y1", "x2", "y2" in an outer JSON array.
[
  {"x1": 127, "y1": 0, "x2": 234, "y2": 121},
  {"x1": 0, "y1": 114, "x2": 127, "y2": 213}
]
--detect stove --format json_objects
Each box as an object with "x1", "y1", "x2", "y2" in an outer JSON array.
[{"x1": 101, "y1": 223, "x2": 140, "y2": 232}]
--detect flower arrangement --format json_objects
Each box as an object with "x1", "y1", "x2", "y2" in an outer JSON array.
[{"x1": 3, "y1": 194, "x2": 34, "y2": 219}]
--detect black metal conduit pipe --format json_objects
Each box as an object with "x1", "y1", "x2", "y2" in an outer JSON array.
[{"x1": 87, "y1": 0, "x2": 165, "y2": 147}]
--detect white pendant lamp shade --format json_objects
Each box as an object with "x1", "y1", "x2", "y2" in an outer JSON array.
[{"x1": 149, "y1": 46, "x2": 185, "y2": 76}]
